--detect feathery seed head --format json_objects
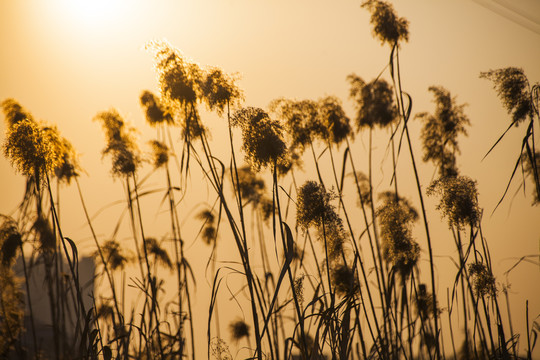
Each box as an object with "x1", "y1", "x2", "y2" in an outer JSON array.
[
  {"x1": 229, "y1": 319, "x2": 250, "y2": 341},
  {"x1": 231, "y1": 107, "x2": 287, "y2": 171},
  {"x1": 201, "y1": 226, "x2": 217, "y2": 246},
  {"x1": 378, "y1": 191, "x2": 418, "y2": 221},
  {"x1": 377, "y1": 193, "x2": 420, "y2": 277},
  {"x1": 316, "y1": 96, "x2": 352, "y2": 145},
  {"x1": 94, "y1": 108, "x2": 126, "y2": 143},
  {"x1": 32, "y1": 216, "x2": 56, "y2": 254},
  {"x1": 200, "y1": 67, "x2": 243, "y2": 115},
  {"x1": 197, "y1": 209, "x2": 216, "y2": 224},
  {"x1": 103, "y1": 139, "x2": 141, "y2": 177},
  {"x1": 331, "y1": 263, "x2": 359, "y2": 297},
  {"x1": 149, "y1": 140, "x2": 169, "y2": 169},
  {"x1": 0, "y1": 217, "x2": 22, "y2": 268},
  {"x1": 236, "y1": 165, "x2": 266, "y2": 205},
  {"x1": 146, "y1": 40, "x2": 201, "y2": 106},
  {"x1": 362, "y1": 0, "x2": 409, "y2": 46},
  {"x1": 297, "y1": 181, "x2": 345, "y2": 260},
  {"x1": 427, "y1": 176, "x2": 480, "y2": 230},
  {"x1": 95, "y1": 239, "x2": 130, "y2": 271},
  {"x1": 41, "y1": 125, "x2": 81, "y2": 184},
  {"x1": 296, "y1": 181, "x2": 334, "y2": 229},
  {"x1": 415, "y1": 283, "x2": 437, "y2": 319},
  {"x1": 270, "y1": 98, "x2": 323, "y2": 152},
  {"x1": 0, "y1": 265, "x2": 24, "y2": 355},
  {"x1": 210, "y1": 338, "x2": 232, "y2": 360},
  {"x1": 320, "y1": 212, "x2": 346, "y2": 261},
  {"x1": 1, "y1": 99, "x2": 35, "y2": 128},
  {"x1": 144, "y1": 237, "x2": 172, "y2": 269},
  {"x1": 197, "y1": 209, "x2": 217, "y2": 245},
  {"x1": 480, "y1": 67, "x2": 533, "y2": 125},
  {"x1": 140, "y1": 90, "x2": 174, "y2": 126},
  {"x1": 54, "y1": 136, "x2": 81, "y2": 184},
  {"x1": 351, "y1": 171, "x2": 372, "y2": 207},
  {"x1": 96, "y1": 303, "x2": 115, "y2": 320},
  {"x1": 293, "y1": 275, "x2": 305, "y2": 306},
  {"x1": 469, "y1": 262, "x2": 497, "y2": 297},
  {"x1": 521, "y1": 151, "x2": 540, "y2": 205},
  {"x1": 417, "y1": 86, "x2": 469, "y2": 177},
  {"x1": 94, "y1": 109, "x2": 141, "y2": 177},
  {"x1": 348, "y1": 74, "x2": 397, "y2": 129},
  {"x1": 3, "y1": 119, "x2": 61, "y2": 179},
  {"x1": 259, "y1": 196, "x2": 274, "y2": 223}
]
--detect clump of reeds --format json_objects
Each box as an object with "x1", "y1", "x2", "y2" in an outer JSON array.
[{"x1": 1, "y1": 3, "x2": 538, "y2": 359}]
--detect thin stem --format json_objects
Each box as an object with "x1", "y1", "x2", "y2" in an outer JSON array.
[{"x1": 392, "y1": 45, "x2": 441, "y2": 358}]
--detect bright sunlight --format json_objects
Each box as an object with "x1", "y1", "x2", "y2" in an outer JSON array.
[{"x1": 60, "y1": 0, "x2": 124, "y2": 27}]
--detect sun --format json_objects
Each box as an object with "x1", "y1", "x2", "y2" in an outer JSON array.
[{"x1": 61, "y1": 0, "x2": 123, "y2": 27}]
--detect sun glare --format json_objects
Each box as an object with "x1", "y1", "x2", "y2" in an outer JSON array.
[{"x1": 61, "y1": 0, "x2": 123, "y2": 27}]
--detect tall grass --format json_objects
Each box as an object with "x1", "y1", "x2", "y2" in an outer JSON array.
[{"x1": 1, "y1": 1, "x2": 539, "y2": 359}]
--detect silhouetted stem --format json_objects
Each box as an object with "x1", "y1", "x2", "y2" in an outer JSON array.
[
  {"x1": 130, "y1": 173, "x2": 165, "y2": 358},
  {"x1": 195, "y1": 118, "x2": 264, "y2": 360},
  {"x1": 18, "y1": 241, "x2": 39, "y2": 358},
  {"x1": 75, "y1": 178, "x2": 122, "y2": 315},
  {"x1": 46, "y1": 175, "x2": 87, "y2": 339},
  {"x1": 392, "y1": 44, "x2": 441, "y2": 358}
]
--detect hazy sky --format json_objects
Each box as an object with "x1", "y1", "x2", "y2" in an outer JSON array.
[{"x1": 1, "y1": 0, "x2": 539, "y2": 356}]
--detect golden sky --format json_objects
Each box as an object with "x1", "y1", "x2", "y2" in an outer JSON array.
[{"x1": 1, "y1": 0, "x2": 539, "y2": 357}]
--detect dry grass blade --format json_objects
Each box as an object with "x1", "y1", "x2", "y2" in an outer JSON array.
[
  {"x1": 208, "y1": 268, "x2": 224, "y2": 359},
  {"x1": 492, "y1": 125, "x2": 533, "y2": 214},
  {"x1": 259, "y1": 222, "x2": 294, "y2": 340}
]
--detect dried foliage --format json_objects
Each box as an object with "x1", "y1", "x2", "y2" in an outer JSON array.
[
  {"x1": 316, "y1": 96, "x2": 352, "y2": 145},
  {"x1": 469, "y1": 262, "x2": 497, "y2": 297},
  {"x1": 149, "y1": 140, "x2": 169, "y2": 169},
  {"x1": 377, "y1": 193, "x2": 420, "y2": 277},
  {"x1": 146, "y1": 40, "x2": 201, "y2": 106},
  {"x1": 415, "y1": 284, "x2": 436, "y2": 320},
  {"x1": 197, "y1": 208, "x2": 218, "y2": 245},
  {"x1": 32, "y1": 216, "x2": 56, "y2": 253},
  {"x1": 522, "y1": 151, "x2": 540, "y2": 205},
  {"x1": 1, "y1": 98, "x2": 35, "y2": 127},
  {"x1": 296, "y1": 181, "x2": 336, "y2": 229},
  {"x1": 297, "y1": 181, "x2": 345, "y2": 261},
  {"x1": 293, "y1": 275, "x2": 305, "y2": 306},
  {"x1": 0, "y1": 8, "x2": 535, "y2": 358},
  {"x1": 0, "y1": 217, "x2": 21, "y2": 267},
  {"x1": 229, "y1": 319, "x2": 250, "y2": 341},
  {"x1": 144, "y1": 237, "x2": 172, "y2": 269},
  {"x1": 362, "y1": 0, "x2": 409, "y2": 46},
  {"x1": 259, "y1": 197, "x2": 274, "y2": 223},
  {"x1": 348, "y1": 74, "x2": 397, "y2": 129},
  {"x1": 331, "y1": 263, "x2": 359, "y2": 296},
  {"x1": 427, "y1": 176, "x2": 480, "y2": 230},
  {"x1": 210, "y1": 338, "x2": 233, "y2": 360},
  {"x1": 140, "y1": 90, "x2": 174, "y2": 126},
  {"x1": 94, "y1": 109, "x2": 141, "y2": 177},
  {"x1": 0, "y1": 266, "x2": 24, "y2": 356},
  {"x1": 236, "y1": 166, "x2": 266, "y2": 205},
  {"x1": 199, "y1": 67, "x2": 243, "y2": 115},
  {"x1": 3, "y1": 118, "x2": 62, "y2": 178},
  {"x1": 270, "y1": 98, "x2": 322, "y2": 152},
  {"x1": 480, "y1": 67, "x2": 534, "y2": 125},
  {"x1": 231, "y1": 107, "x2": 287, "y2": 171},
  {"x1": 95, "y1": 239, "x2": 131, "y2": 271},
  {"x1": 417, "y1": 86, "x2": 469, "y2": 178}
]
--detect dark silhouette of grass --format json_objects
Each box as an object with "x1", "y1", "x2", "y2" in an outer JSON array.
[{"x1": 1, "y1": 1, "x2": 539, "y2": 359}]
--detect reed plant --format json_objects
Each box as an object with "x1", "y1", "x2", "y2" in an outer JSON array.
[{"x1": 1, "y1": 1, "x2": 539, "y2": 359}]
